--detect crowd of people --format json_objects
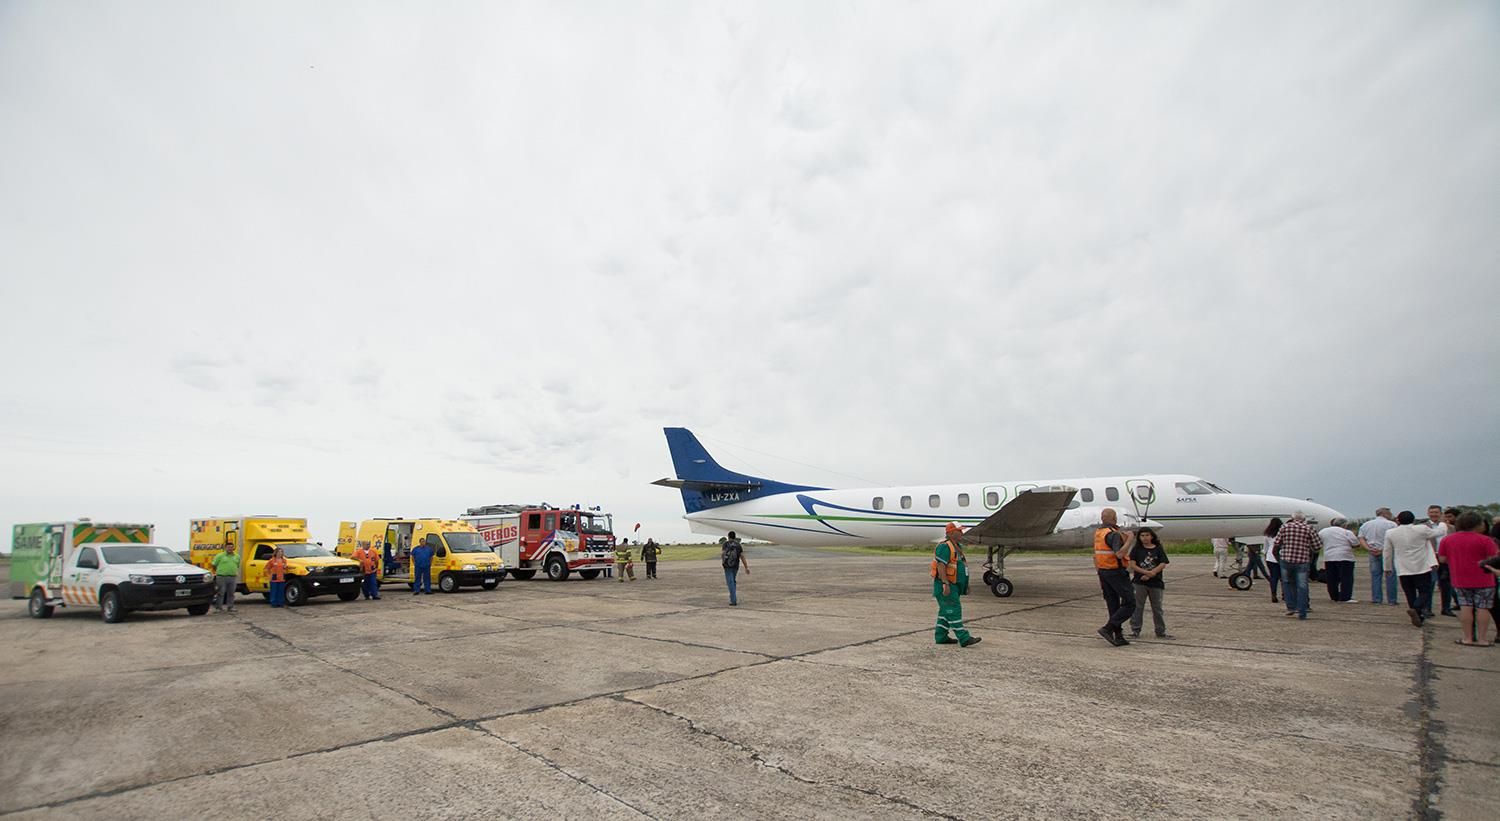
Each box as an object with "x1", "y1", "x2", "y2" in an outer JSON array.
[
  {"x1": 923, "y1": 504, "x2": 1500, "y2": 650},
  {"x1": 1074, "y1": 504, "x2": 1500, "y2": 648},
  {"x1": 1251, "y1": 506, "x2": 1500, "y2": 645}
]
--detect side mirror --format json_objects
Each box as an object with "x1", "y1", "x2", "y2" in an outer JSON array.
[{"x1": 436, "y1": 547, "x2": 448, "y2": 558}]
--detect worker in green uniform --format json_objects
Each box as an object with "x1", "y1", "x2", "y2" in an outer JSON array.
[
  {"x1": 614, "y1": 537, "x2": 636, "y2": 582},
  {"x1": 933, "y1": 522, "x2": 980, "y2": 647}
]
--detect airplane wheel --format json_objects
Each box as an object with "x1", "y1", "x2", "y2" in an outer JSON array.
[
  {"x1": 982, "y1": 570, "x2": 999, "y2": 586},
  {"x1": 990, "y1": 578, "x2": 1013, "y2": 598},
  {"x1": 1229, "y1": 573, "x2": 1253, "y2": 591}
]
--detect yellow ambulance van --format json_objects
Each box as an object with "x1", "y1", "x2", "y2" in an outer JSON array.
[
  {"x1": 189, "y1": 516, "x2": 363, "y2": 606},
  {"x1": 336, "y1": 518, "x2": 503, "y2": 593}
]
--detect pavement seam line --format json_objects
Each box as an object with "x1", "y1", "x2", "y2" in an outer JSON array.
[
  {"x1": 469, "y1": 724, "x2": 657, "y2": 819},
  {"x1": 562, "y1": 623, "x2": 779, "y2": 659},
  {"x1": 1411, "y1": 626, "x2": 1445, "y2": 821},
  {"x1": 241, "y1": 619, "x2": 461, "y2": 722},
  {"x1": 0, "y1": 721, "x2": 464, "y2": 816},
  {"x1": 615, "y1": 694, "x2": 960, "y2": 820}
]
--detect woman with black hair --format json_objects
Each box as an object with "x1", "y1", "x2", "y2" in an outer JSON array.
[{"x1": 1264, "y1": 517, "x2": 1284, "y2": 604}]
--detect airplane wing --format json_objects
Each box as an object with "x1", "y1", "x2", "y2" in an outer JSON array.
[{"x1": 961, "y1": 486, "x2": 1078, "y2": 545}]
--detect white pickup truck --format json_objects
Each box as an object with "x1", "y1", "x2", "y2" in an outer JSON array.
[{"x1": 32, "y1": 542, "x2": 216, "y2": 623}]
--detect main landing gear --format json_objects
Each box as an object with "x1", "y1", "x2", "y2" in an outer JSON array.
[{"x1": 982, "y1": 545, "x2": 1015, "y2": 597}]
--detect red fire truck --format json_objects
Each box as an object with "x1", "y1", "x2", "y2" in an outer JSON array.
[{"x1": 461, "y1": 504, "x2": 616, "y2": 581}]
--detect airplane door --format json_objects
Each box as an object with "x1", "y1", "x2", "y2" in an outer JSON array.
[
  {"x1": 981, "y1": 485, "x2": 1008, "y2": 511},
  {"x1": 1126, "y1": 480, "x2": 1156, "y2": 519}
]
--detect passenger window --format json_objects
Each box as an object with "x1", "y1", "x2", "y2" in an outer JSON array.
[
  {"x1": 255, "y1": 546, "x2": 273, "y2": 560},
  {"x1": 527, "y1": 513, "x2": 541, "y2": 529},
  {"x1": 957, "y1": 493, "x2": 970, "y2": 507},
  {"x1": 900, "y1": 496, "x2": 912, "y2": 510},
  {"x1": 985, "y1": 491, "x2": 999, "y2": 507},
  {"x1": 1134, "y1": 485, "x2": 1153, "y2": 502},
  {"x1": 1106, "y1": 487, "x2": 1120, "y2": 502},
  {"x1": 872, "y1": 497, "x2": 884, "y2": 511},
  {"x1": 929, "y1": 494, "x2": 941, "y2": 508},
  {"x1": 76, "y1": 548, "x2": 99, "y2": 569},
  {"x1": 1080, "y1": 488, "x2": 1094, "y2": 503},
  {"x1": 544, "y1": 513, "x2": 556, "y2": 530}
]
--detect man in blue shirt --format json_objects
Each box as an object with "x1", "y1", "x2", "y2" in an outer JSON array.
[{"x1": 410, "y1": 537, "x2": 436, "y2": 595}]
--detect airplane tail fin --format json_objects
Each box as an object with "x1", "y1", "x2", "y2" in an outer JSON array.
[{"x1": 654, "y1": 428, "x2": 825, "y2": 512}]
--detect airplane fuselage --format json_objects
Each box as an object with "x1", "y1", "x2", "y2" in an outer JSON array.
[{"x1": 683, "y1": 473, "x2": 1343, "y2": 547}]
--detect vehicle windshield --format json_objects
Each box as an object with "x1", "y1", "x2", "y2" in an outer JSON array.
[
  {"x1": 443, "y1": 532, "x2": 491, "y2": 553},
  {"x1": 582, "y1": 515, "x2": 612, "y2": 535},
  {"x1": 1175, "y1": 481, "x2": 1218, "y2": 495},
  {"x1": 279, "y1": 543, "x2": 335, "y2": 559},
  {"x1": 1205, "y1": 481, "x2": 1232, "y2": 493},
  {"x1": 101, "y1": 546, "x2": 184, "y2": 565}
]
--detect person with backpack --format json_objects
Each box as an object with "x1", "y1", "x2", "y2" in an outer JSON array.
[
  {"x1": 933, "y1": 522, "x2": 980, "y2": 647},
  {"x1": 721, "y1": 531, "x2": 749, "y2": 605}
]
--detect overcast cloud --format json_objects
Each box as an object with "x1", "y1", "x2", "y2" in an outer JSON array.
[{"x1": 2, "y1": 1, "x2": 1497, "y2": 551}]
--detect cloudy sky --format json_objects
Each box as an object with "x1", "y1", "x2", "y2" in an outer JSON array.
[{"x1": 2, "y1": 1, "x2": 1497, "y2": 551}]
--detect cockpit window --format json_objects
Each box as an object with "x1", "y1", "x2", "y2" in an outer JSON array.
[
  {"x1": 1205, "y1": 482, "x2": 1231, "y2": 493},
  {"x1": 1175, "y1": 481, "x2": 1216, "y2": 495}
]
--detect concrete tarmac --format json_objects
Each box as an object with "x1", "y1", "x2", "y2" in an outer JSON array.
[{"x1": 0, "y1": 553, "x2": 1493, "y2": 819}]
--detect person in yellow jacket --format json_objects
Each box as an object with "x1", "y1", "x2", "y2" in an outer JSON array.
[
  {"x1": 933, "y1": 522, "x2": 981, "y2": 647},
  {"x1": 614, "y1": 538, "x2": 636, "y2": 582}
]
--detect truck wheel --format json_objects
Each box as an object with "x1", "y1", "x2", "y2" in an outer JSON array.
[
  {"x1": 187, "y1": 603, "x2": 210, "y2": 616},
  {"x1": 438, "y1": 572, "x2": 459, "y2": 593},
  {"x1": 29, "y1": 589, "x2": 54, "y2": 619},
  {"x1": 578, "y1": 569, "x2": 601, "y2": 580},
  {"x1": 285, "y1": 579, "x2": 308, "y2": 607},
  {"x1": 337, "y1": 588, "x2": 360, "y2": 601},
  {"x1": 101, "y1": 590, "x2": 125, "y2": 623},
  {"x1": 480, "y1": 579, "x2": 500, "y2": 590},
  {"x1": 545, "y1": 555, "x2": 570, "y2": 581},
  {"x1": 509, "y1": 569, "x2": 537, "y2": 581}
]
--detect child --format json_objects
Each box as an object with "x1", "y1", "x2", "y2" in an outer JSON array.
[{"x1": 1127, "y1": 529, "x2": 1173, "y2": 639}]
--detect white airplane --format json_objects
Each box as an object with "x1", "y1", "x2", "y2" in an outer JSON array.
[{"x1": 653, "y1": 427, "x2": 1345, "y2": 597}]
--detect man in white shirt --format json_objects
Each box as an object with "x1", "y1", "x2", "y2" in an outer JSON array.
[
  {"x1": 1358, "y1": 508, "x2": 1398, "y2": 605},
  {"x1": 1388, "y1": 511, "x2": 1440, "y2": 627},
  {"x1": 1212, "y1": 537, "x2": 1231, "y2": 578},
  {"x1": 1318, "y1": 519, "x2": 1361, "y2": 602}
]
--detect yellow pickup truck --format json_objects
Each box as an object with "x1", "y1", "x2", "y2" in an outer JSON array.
[{"x1": 189, "y1": 517, "x2": 363, "y2": 606}]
